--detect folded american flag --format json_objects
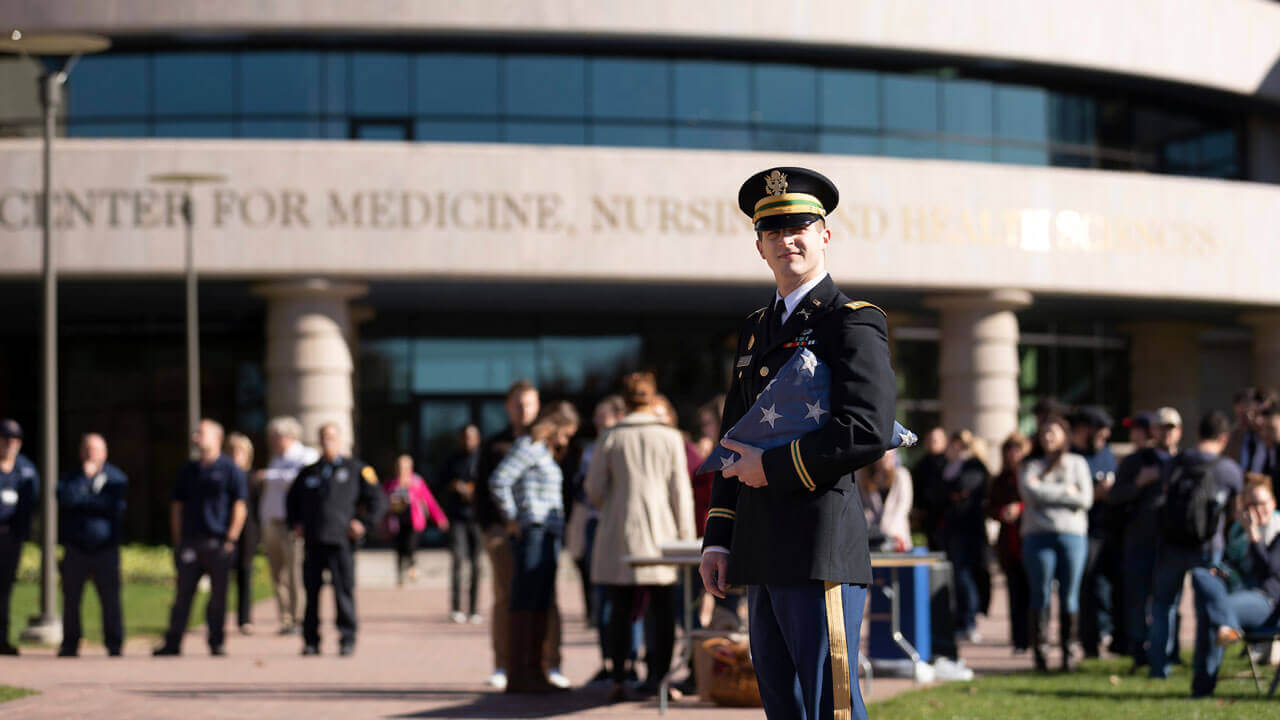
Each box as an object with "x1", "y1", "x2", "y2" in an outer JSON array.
[{"x1": 697, "y1": 348, "x2": 917, "y2": 475}]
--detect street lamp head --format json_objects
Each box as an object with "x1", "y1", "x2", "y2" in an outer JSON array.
[
  {"x1": 1, "y1": 30, "x2": 111, "y2": 75},
  {"x1": 149, "y1": 173, "x2": 229, "y2": 185}
]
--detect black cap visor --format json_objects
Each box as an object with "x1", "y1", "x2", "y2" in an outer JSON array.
[{"x1": 753, "y1": 213, "x2": 823, "y2": 232}]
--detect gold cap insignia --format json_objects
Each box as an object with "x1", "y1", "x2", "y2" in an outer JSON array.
[{"x1": 764, "y1": 170, "x2": 788, "y2": 197}]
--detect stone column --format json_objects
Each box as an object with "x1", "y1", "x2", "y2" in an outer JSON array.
[
  {"x1": 1240, "y1": 312, "x2": 1280, "y2": 392},
  {"x1": 254, "y1": 279, "x2": 367, "y2": 451},
  {"x1": 1122, "y1": 322, "x2": 1202, "y2": 435},
  {"x1": 924, "y1": 290, "x2": 1032, "y2": 461}
]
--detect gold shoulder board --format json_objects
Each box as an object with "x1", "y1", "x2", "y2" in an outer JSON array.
[{"x1": 844, "y1": 300, "x2": 886, "y2": 316}]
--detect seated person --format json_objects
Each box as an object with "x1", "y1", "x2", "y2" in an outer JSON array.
[{"x1": 1188, "y1": 476, "x2": 1280, "y2": 697}]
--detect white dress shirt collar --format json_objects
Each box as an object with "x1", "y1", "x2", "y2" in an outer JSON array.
[{"x1": 775, "y1": 273, "x2": 829, "y2": 325}]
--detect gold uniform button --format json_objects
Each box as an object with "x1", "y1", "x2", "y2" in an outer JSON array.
[{"x1": 759, "y1": 366, "x2": 769, "y2": 377}]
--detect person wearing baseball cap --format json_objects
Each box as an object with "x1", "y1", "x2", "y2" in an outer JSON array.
[
  {"x1": 1068, "y1": 407, "x2": 1119, "y2": 658},
  {"x1": 1110, "y1": 406, "x2": 1186, "y2": 672},
  {"x1": 0, "y1": 419, "x2": 39, "y2": 655}
]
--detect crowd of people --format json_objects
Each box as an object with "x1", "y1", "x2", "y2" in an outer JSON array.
[
  {"x1": 2, "y1": 381, "x2": 1279, "y2": 702},
  {"x1": 910, "y1": 389, "x2": 1280, "y2": 697}
]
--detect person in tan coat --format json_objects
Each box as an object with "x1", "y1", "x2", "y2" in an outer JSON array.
[{"x1": 586, "y1": 372, "x2": 695, "y2": 701}]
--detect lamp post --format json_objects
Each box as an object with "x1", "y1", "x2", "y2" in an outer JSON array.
[
  {"x1": 0, "y1": 29, "x2": 110, "y2": 644},
  {"x1": 148, "y1": 173, "x2": 227, "y2": 457}
]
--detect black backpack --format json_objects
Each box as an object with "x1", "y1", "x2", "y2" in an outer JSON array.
[{"x1": 1158, "y1": 454, "x2": 1226, "y2": 547}]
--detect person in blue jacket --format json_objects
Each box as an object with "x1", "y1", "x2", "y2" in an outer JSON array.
[
  {"x1": 57, "y1": 432, "x2": 128, "y2": 657},
  {"x1": 0, "y1": 419, "x2": 39, "y2": 655}
]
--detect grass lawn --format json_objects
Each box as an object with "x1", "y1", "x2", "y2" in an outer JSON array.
[
  {"x1": 0, "y1": 686, "x2": 35, "y2": 703},
  {"x1": 871, "y1": 656, "x2": 1280, "y2": 719},
  {"x1": 9, "y1": 546, "x2": 273, "y2": 648}
]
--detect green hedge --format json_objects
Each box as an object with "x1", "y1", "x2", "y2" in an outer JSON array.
[{"x1": 19, "y1": 543, "x2": 198, "y2": 585}]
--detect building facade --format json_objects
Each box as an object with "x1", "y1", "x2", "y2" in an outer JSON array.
[{"x1": 3, "y1": 0, "x2": 1280, "y2": 540}]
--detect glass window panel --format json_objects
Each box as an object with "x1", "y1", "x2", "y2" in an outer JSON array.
[
  {"x1": 1050, "y1": 94, "x2": 1094, "y2": 145},
  {"x1": 323, "y1": 52, "x2": 348, "y2": 114},
  {"x1": 996, "y1": 85, "x2": 1049, "y2": 142},
  {"x1": 753, "y1": 64, "x2": 816, "y2": 126},
  {"x1": 354, "y1": 122, "x2": 410, "y2": 141},
  {"x1": 752, "y1": 128, "x2": 817, "y2": 153},
  {"x1": 415, "y1": 54, "x2": 499, "y2": 116},
  {"x1": 674, "y1": 61, "x2": 749, "y2": 124},
  {"x1": 537, "y1": 336, "x2": 642, "y2": 395},
  {"x1": 415, "y1": 119, "x2": 500, "y2": 142},
  {"x1": 941, "y1": 79, "x2": 992, "y2": 138},
  {"x1": 153, "y1": 120, "x2": 234, "y2": 137},
  {"x1": 884, "y1": 137, "x2": 940, "y2": 159},
  {"x1": 675, "y1": 126, "x2": 750, "y2": 149},
  {"x1": 322, "y1": 120, "x2": 347, "y2": 139},
  {"x1": 820, "y1": 69, "x2": 878, "y2": 130},
  {"x1": 351, "y1": 52, "x2": 411, "y2": 117},
  {"x1": 941, "y1": 141, "x2": 993, "y2": 162},
  {"x1": 1200, "y1": 130, "x2": 1236, "y2": 162},
  {"x1": 360, "y1": 338, "x2": 411, "y2": 396},
  {"x1": 505, "y1": 121, "x2": 585, "y2": 145},
  {"x1": 154, "y1": 52, "x2": 233, "y2": 116},
  {"x1": 480, "y1": 400, "x2": 510, "y2": 437},
  {"x1": 505, "y1": 55, "x2": 586, "y2": 119},
  {"x1": 995, "y1": 144, "x2": 1048, "y2": 165},
  {"x1": 67, "y1": 55, "x2": 148, "y2": 119},
  {"x1": 592, "y1": 123, "x2": 671, "y2": 147},
  {"x1": 238, "y1": 119, "x2": 324, "y2": 138},
  {"x1": 239, "y1": 51, "x2": 322, "y2": 115},
  {"x1": 590, "y1": 58, "x2": 670, "y2": 120},
  {"x1": 68, "y1": 122, "x2": 150, "y2": 138},
  {"x1": 411, "y1": 339, "x2": 537, "y2": 394},
  {"x1": 883, "y1": 75, "x2": 937, "y2": 133},
  {"x1": 820, "y1": 132, "x2": 879, "y2": 155}
]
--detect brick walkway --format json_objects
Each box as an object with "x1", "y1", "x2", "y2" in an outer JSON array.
[{"x1": 0, "y1": 549, "x2": 1194, "y2": 719}]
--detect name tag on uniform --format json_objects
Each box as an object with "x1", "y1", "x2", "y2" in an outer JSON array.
[
  {"x1": 335, "y1": 468, "x2": 349, "y2": 483},
  {"x1": 92, "y1": 473, "x2": 107, "y2": 494},
  {"x1": 0, "y1": 489, "x2": 16, "y2": 505},
  {"x1": 736, "y1": 354, "x2": 753, "y2": 368}
]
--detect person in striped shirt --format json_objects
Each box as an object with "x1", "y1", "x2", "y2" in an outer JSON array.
[{"x1": 490, "y1": 401, "x2": 580, "y2": 693}]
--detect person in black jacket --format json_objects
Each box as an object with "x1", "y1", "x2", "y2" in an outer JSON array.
[
  {"x1": 443, "y1": 424, "x2": 483, "y2": 624},
  {"x1": 57, "y1": 433, "x2": 128, "y2": 657},
  {"x1": 700, "y1": 167, "x2": 895, "y2": 720},
  {"x1": 940, "y1": 429, "x2": 991, "y2": 643},
  {"x1": 287, "y1": 423, "x2": 386, "y2": 656},
  {"x1": 0, "y1": 419, "x2": 38, "y2": 656}
]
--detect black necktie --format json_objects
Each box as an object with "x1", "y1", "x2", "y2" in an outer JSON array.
[{"x1": 771, "y1": 298, "x2": 786, "y2": 341}]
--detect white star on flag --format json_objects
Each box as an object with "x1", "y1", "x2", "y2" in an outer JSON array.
[
  {"x1": 804, "y1": 400, "x2": 827, "y2": 423},
  {"x1": 720, "y1": 455, "x2": 735, "y2": 471},
  {"x1": 799, "y1": 351, "x2": 819, "y2": 376},
  {"x1": 759, "y1": 404, "x2": 782, "y2": 428}
]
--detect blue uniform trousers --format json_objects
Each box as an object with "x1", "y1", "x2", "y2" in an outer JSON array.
[{"x1": 748, "y1": 582, "x2": 867, "y2": 720}]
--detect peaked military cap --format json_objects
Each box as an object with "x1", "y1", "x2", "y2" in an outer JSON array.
[{"x1": 738, "y1": 166, "x2": 839, "y2": 231}]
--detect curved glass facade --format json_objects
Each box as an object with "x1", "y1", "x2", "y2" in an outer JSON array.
[{"x1": 58, "y1": 49, "x2": 1243, "y2": 178}]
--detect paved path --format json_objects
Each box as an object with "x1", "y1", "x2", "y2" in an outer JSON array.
[{"x1": 0, "y1": 549, "x2": 1194, "y2": 719}]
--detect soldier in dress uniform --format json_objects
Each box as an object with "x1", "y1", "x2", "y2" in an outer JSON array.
[
  {"x1": 287, "y1": 423, "x2": 386, "y2": 656},
  {"x1": 699, "y1": 167, "x2": 896, "y2": 720}
]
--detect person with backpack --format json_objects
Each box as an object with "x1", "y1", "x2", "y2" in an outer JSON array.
[{"x1": 1147, "y1": 411, "x2": 1243, "y2": 679}]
